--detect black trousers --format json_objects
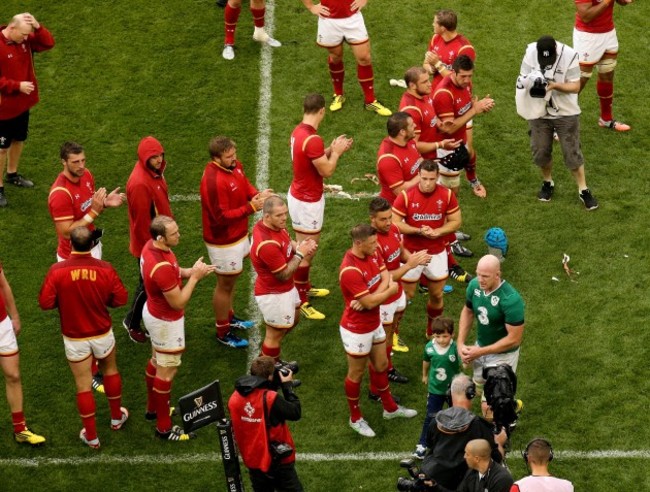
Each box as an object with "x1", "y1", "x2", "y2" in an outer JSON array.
[
  {"x1": 123, "y1": 258, "x2": 147, "y2": 329},
  {"x1": 248, "y1": 463, "x2": 303, "y2": 492}
]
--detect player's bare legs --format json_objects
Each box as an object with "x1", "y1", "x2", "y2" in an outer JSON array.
[
  {"x1": 213, "y1": 273, "x2": 239, "y2": 340},
  {"x1": 261, "y1": 318, "x2": 296, "y2": 362},
  {"x1": 1, "y1": 354, "x2": 23, "y2": 416},
  {"x1": 580, "y1": 53, "x2": 629, "y2": 131}
]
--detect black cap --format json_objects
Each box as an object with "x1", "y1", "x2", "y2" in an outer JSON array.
[{"x1": 537, "y1": 35, "x2": 557, "y2": 68}]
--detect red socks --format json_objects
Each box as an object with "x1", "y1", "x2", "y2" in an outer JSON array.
[
  {"x1": 145, "y1": 359, "x2": 157, "y2": 414},
  {"x1": 77, "y1": 391, "x2": 97, "y2": 440},
  {"x1": 224, "y1": 4, "x2": 242, "y2": 45},
  {"x1": 357, "y1": 63, "x2": 375, "y2": 104},
  {"x1": 294, "y1": 265, "x2": 311, "y2": 305},
  {"x1": 369, "y1": 369, "x2": 398, "y2": 413},
  {"x1": 328, "y1": 57, "x2": 345, "y2": 96},
  {"x1": 426, "y1": 303, "x2": 444, "y2": 337},
  {"x1": 261, "y1": 343, "x2": 281, "y2": 362},
  {"x1": 250, "y1": 7, "x2": 265, "y2": 28},
  {"x1": 216, "y1": 320, "x2": 230, "y2": 339},
  {"x1": 465, "y1": 152, "x2": 477, "y2": 183},
  {"x1": 11, "y1": 411, "x2": 26, "y2": 434},
  {"x1": 153, "y1": 378, "x2": 173, "y2": 433},
  {"x1": 103, "y1": 373, "x2": 123, "y2": 421},
  {"x1": 597, "y1": 80, "x2": 614, "y2": 122},
  {"x1": 344, "y1": 377, "x2": 362, "y2": 422}
]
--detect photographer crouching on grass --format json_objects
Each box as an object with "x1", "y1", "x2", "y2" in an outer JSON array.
[
  {"x1": 228, "y1": 356, "x2": 303, "y2": 492},
  {"x1": 398, "y1": 374, "x2": 507, "y2": 491}
]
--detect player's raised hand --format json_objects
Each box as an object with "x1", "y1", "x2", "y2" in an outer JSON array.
[
  {"x1": 91, "y1": 188, "x2": 107, "y2": 213},
  {"x1": 424, "y1": 51, "x2": 440, "y2": 65},
  {"x1": 191, "y1": 257, "x2": 216, "y2": 280},
  {"x1": 258, "y1": 188, "x2": 275, "y2": 200},
  {"x1": 297, "y1": 238, "x2": 318, "y2": 258},
  {"x1": 104, "y1": 187, "x2": 126, "y2": 207},
  {"x1": 407, "y1": 250, "x2": 432, "y2": 268},
  {"x1": 440, "y1": 138, "x2": 462, "y2": 150},
  {"x1": 331, "y1": 135, "x2": 351, "y2": 155},
  {"x1": 473, "y1": 95, "x2": 495, "y2": 114},
  {"x1": 21, "y1": 13, "x2": 40, "y2": 29},
  {"x1": 351, "y1": 0, "x2": 367, "y2": 11},
  {"x1": 251, "y1": 193, "x2": 266, "y2": 211}
]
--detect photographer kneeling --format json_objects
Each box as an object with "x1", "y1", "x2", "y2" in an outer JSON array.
[
  {"x1": 420, "y1": 374, "x2": 506, "y2": 489},
  {"x1": 228, "y1": 356, "x2": 303, "y2": 492}
]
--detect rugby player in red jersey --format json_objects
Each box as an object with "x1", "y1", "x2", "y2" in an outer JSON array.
[
  {"x1": 339, "y1": 223, "x2": 417, "y2": 437},
  {"x1": 574, "y1": 0, "x2": 632, "y2": 131},
  {"x1": 392, "y1": 160, "x2": 462, "y2": 338},
  {"x1": 251, "y1": 196, "x2": 318, "y2": 362},
  {"x1": 39, "y1": 227, "x2": 128, "y2": 449},
  {"x1": 289, "y1": 94, "x2": 352, "y2": 320},
  {"x1": 140, "y1": 216, "x2": 215, "y2": 441},
  {"x1": 222, "y1": 0, "x2": 281, "y2": 60}
]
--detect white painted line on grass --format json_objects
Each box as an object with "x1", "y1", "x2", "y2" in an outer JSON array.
[
  {"x1": 2, "y1": 450, "x2": 649, "y2": 467},
  {"x1": 245, "y1": 0, "x2": 278, "y2": 366},
  {"x1": 169, "y1": 191, "x2": 377, "y2": 203}
]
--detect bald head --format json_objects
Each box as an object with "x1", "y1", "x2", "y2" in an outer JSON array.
[
  {"x1": 466, "y1": 439, "x2": 492, "y2": 459},
  {"x1": 476, "y1": 254, "x2": 502, "y2": 292},
  {"x1": 263, "y1": 195, "x2": 285, "y2": 215}
]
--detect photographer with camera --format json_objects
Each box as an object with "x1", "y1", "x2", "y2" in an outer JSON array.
[
  {"x1": 420, "y1": 374, "x2": 506, "y2": 489},
  {"x1": 516, "y1": 35, "x2": 598, "y2": 210},
  {"x1": 228, "y1": 356, "x2": 303, "y2": 492}
]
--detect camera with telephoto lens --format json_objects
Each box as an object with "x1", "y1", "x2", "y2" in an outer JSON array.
[
  {"x1": 90, "y1": 228, "x2": 103, "y2": 247},
  {"x1": 396, "y1": 459, "x2": 436, "y2": 491},
  {"x1": 271, "y1": 360, "x2": 300, "y2": 389},
  {"x1": 270, "y1": 441, "x2": 294, "y2": 460},
  {"x1": 529, "y1": 76, "x2": 548, "y2": 98},
  {"x1": 483, "y1": 364, "x2": 518, "y2": 436}
]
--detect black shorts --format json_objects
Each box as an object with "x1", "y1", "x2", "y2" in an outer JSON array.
[{"x1": 0, "y1": 111, "x2": 30, "y2": 148}]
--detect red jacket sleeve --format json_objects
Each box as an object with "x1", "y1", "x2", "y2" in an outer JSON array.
[
  {"x1": 30, "y1": 26, "x2": 55, "y2": 52},
  {"x1": 128, "y1": 182, "x2": 156, "y2": 253},
  {"x1": 108, "y1": 268, "x2": 128, "y2": 308},
  {"x1": 38, "y1": 270, "x2": 58, "y2": 310}
]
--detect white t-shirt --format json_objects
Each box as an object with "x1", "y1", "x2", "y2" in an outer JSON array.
[
  {"x1": 519, "y1": 41, "x2": 581, "y2": 118},
  {"x1": 513, "y1": 475, "x2": 574, "y2": 492}
]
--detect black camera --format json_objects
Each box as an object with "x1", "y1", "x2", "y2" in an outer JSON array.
[
  {"x1": 529, "y1": 76, "x2": 548, "y2": 98},
  {"x1": 272, "y1": 360, "x2": 301, "y2": 389},
  {"x1": 396, "y1": 459, "x2": 435, "y2": 491},
  {"x1": 483, "y1": 364, "x2": 518, "y2": 435},
  {"x1": 90, "y1": 228, "x2": 104, "y2": 247},
  {"x1": 270, "y1": 440, "x2": 293, "y2": 460}
]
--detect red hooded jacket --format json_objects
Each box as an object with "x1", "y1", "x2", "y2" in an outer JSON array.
[{"x1": 126, "y1": 136, "x2": 173, "y2": 258}]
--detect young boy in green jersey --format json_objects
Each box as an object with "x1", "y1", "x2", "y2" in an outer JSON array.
[{"x1": 413, "y1": 317, "x2": 462, "y2": 459}]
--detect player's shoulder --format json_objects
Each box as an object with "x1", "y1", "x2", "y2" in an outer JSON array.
[{"x1": 498, "y1": 281, "x2": 524, "y2": 302}]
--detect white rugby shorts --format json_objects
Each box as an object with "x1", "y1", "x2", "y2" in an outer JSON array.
[
  {"x1": 287, "y1": 190, "x2": 325, "y2": 234},
  {"x1": 142, "y1": 304, "x2": 185, "y2": 355},
  {"x1": 255, "y1": 287, "x2": 301, "y2": 328},
  {"x1": 402, "y1": 250, "x2": 448, "y2": 282},
  {"x1": 573, "y1": 28, "x2": 618, "y2": 65},
  {"x1": 317, "y1": 12, "x2": 368, "y2": 47},
  {"x1": 380, "y1": 291, "x2": 407, "y2": 324},
  {"x1": 0, "y1": 316, "x2": 18, "y2": 356},
  {"x1": 206, "y1": 236, "x2": 250, "y2": 275},
  {"x1": 340, "y1": 324, "x2": 386, "y2": 357},
  {"x1": 63, "y1": 330, "x2": 115, "y2": 362}
]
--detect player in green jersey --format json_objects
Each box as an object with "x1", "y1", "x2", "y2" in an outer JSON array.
[{"x1": 457, "y1": 255, "x2": 524, "y2": 417}]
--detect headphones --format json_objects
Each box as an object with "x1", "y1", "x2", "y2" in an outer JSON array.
[
  {"x1": 445, "y1": 379, "x2": 477, "y2": 406},
  {"x1": 156, "y1": 235, "x2": 164, "y2": 242},
  {"x1": 522, "y1": 438, "x2": 554, "y2": 464}
]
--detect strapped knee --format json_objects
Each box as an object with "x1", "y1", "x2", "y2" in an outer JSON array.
[
  {"x1": 154, "y1": 352, "x2": 182, "y2": 367},
  {"x1": 596, "y1": 57, "x2": 617, "y2": 74}
]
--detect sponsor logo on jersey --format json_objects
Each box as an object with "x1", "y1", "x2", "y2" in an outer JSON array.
[
  {"x1": 413, "y1": 212, "x2": 442, "y2": 221},
  {"x1": 367, "y1": 273, "x2": 381, "y2": 289}
]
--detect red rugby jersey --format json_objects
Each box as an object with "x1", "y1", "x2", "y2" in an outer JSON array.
[
  {"x1": 432, "y1": 75, "x2": 473, "y2": 143},
  {"x1": 428, "y1": 33, "x2": 476, "y2": 88},
  {"x1": 141, "y1": 240, "x2": 183, "y2": 321},
  {"x1": 200, "y1": 160, "x2": 259, "y2": 246},
  {"x1": 250, "y1": 220, "x2": 295, "y2": 296},
  {"x1": 376, "y1": 137, "x2": 423, "y2": 204},
  {"x1": 289, "y1": 123, "x2": 326, "y2": 203},
  {"x1": 575, "y1": 0, "x2": 615, "y2": 33},
  {"x1": 399, "y1": 91, "x2": 440, "y2": 159},
  {"x1": 48, "y1": 170, "x2": 97, "y2": 260},
  {"x1": 339, "y1": 250, "x2": 386, "y2": 334},
  {"x1": 392, "y1": 184, "x2": 458, "y2": 255},
  {"x1": 38, "y1": 252, "x2": 128, "y2": 339},
  {"x1": 321, "y1": 0, "x2": 356, "y2": 19},
  {"x1": 376, "y1": 224, "x2": 404, "y2": 304}
]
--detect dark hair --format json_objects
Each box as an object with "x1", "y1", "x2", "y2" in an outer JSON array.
[
  {"x1": 431, "y1": 317, "x2": 454, "y2": 335},
  {"x1": 70, "y1": 226, "x2": 93, "y2": 252},
  {"x1": 368, "y1": 197, "x2": 391, "y2": 216},
  {"x1": 452, "y1": 54, "x2": 474, "y2": 73},
  {"x1": 435, "y1": 9, "x2": 458, "y2": 31},
  {"x1": 420, "y1": 159, "x2": 439, "y2": 173},
  {"x1": 386, "y1": 112, "x2": 412, "y2": 138},
  {"x1": 250, "y1": 356, "x2": 276, "y2": 379},
  {"x1": 209, "y1": 136, "x2": 236, "y2": 158},
  {"x1": 526, "y1": 438, "x2": 553, "y2": 464},
  {"x1": 150, "y1": 215, "x2": 175, "y2": 240},
  {"x1": 404, "y1": 66, "x2": 428, "y2": 87},
  {"x1": 60, "y1": 141, "x2": 84, "y2": 161},
  {"x1": 303, "y1": 93, "x2": 326, "y2": 114},
  {"x1": 350, "y1": 223, "x2": 377, "y2": 242}
]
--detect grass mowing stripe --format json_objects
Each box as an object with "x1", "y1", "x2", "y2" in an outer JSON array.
[
  {"x1": 246, "y1": 0, "x2": 277, "y2": 365},
  {"x1": 2, "y1": 450, "x2": 649, "y2": 468},
  {"x1": 169, "y1": 192, "x2": 378, "y2": 202}
]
